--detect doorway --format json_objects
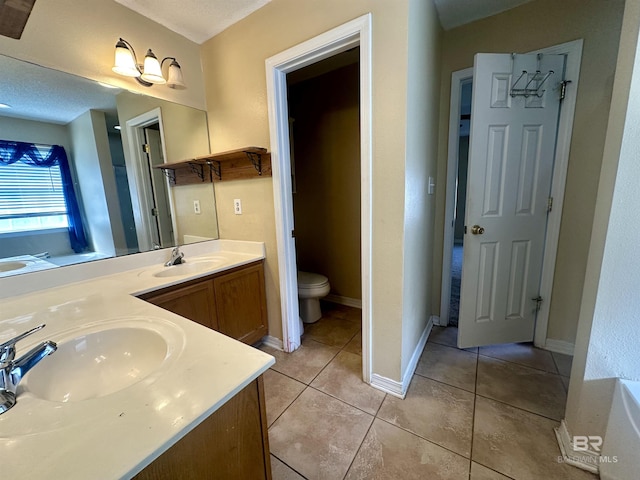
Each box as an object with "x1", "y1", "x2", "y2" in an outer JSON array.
[
  {"x1": 286, "y1": 48, "x2": 362, "y2": 322},
  {"x1": 447, "y1": 79, "x2": 472, "y2": 328},
  {"x1": 143, "y1": 124, "x2": 174, "y2": 248},
  {"x1": 124, "y1": 108, "x2": 178, "y2": 252},
  {"x1": 266, "y1": 14, "x2": 373, "y2": 382},
  {"x1": 440, "y1": 40, "x2": 583, "y2": 352}
]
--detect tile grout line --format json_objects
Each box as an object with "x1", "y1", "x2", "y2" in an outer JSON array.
[
  {"x1": 413, "y1": 369, "x2": 476, "y2": 394},
  {"x1": 473, "y1": 391, "x2": 565, "y2": 423},
  {"x1": 467, "y1": 342, "x2": 481, "y2": 477},
  {"x1": 341, "y1": 415, "x2": 376, "y2": 480},
  {"x1": 266, "y1": 372, "x2": 308, "y2": 430},
  {"x1": 270, "y1": 452, "x2": 310, "y2": 480},
  {"x1": 374, "y1": 415, "x2": 472, "y2": 462}
]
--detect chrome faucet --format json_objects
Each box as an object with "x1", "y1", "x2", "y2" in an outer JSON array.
[
  {"x1": 164, "y1": 246, "x2": 185, "y2": 267},
  {"x1": 0, "y1": 324, "x2": 57, "y2": 415}
]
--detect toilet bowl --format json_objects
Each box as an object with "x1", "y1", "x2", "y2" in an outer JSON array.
[{"x1": 298, "y1": 271, "x2": 330, "y2": 324}]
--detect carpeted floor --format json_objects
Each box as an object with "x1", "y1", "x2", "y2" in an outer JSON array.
[{"x1": 449, "y1": 244, "x2": 463, "y2": 326}]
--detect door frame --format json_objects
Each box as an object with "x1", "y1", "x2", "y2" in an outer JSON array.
[
  {"x1": 124, "y1": 108, "x2": 178, "y2": 252},
  {"x1": 440, "y1": 39, "x2": 583, "y2": 351},
  {"x1": 265, "y1": 14, "x2": 373, "y2": 382}
]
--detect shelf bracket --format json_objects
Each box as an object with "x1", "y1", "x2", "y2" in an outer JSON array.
[
  {"x1": 162, "y1": 169, "x2": 176, "y2": 185},
  {"x1": 246, "y1": 151, "x2": 263, "y2": 176},
  {"x1": 209, "y1": 160, "x2": 222, "y2": 180},
  {"x1": 188, "y1": 162, "x2": 205, "y2": 181}
]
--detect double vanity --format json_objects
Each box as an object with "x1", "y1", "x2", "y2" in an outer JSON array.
[{"x1": 0, "y1": 240, "x2": 275, "y2": 479}]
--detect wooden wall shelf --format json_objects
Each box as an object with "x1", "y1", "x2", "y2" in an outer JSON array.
[{"x1": 155, "y1": 147, "x2": 272, "y2": 186}]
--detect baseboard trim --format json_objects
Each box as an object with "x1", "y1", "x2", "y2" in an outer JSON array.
[
  {"x1": 324, "y1": 294, "x2": 362, "y2": 309},
  {"x1": 554, "y1": 419, "x2": 599, "y2": 474},
  {"x1": 544, "y1": 339, "x2": 575, "y2": 356},
  {"x1": 401, "y1": 316, "x2": 433, "y2": 390},
  {"x1": 261, "y1": 335, "x2": 284, "y2": 351},
  {"x1": 370, "y1": 374, "x2": 405, "y2": 398},
  {"x1": 432, "y1": 315, "x2": 442, "y2": 327},
  {"x1": 370, "y1": 316, "x2": 433, "y2": 399}
]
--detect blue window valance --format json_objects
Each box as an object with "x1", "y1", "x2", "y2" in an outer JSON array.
[{"x1": 0, "y1": 140, "x2": 88, "y2": 253}]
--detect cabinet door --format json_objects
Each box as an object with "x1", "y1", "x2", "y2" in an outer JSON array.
[
  {"x1": 214, "y1": 263, "x2": 267, "y2": 345},
  {"x1": 134, "y1": 377, "x2": 272, "y2": 480},
  {"x1": 144, "y1": 281, "x2": 218, "y2": 331}
]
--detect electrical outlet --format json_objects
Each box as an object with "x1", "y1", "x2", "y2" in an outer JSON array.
[
  {"x1": 234, "y1": 198, "x2": 242, "y2": 215},
  {"x1": 428, "y1": 176, "x2": 436, "y2": 195},
  {"x1": 193, "y1": 200, "x2": 201, "y2": 214}
]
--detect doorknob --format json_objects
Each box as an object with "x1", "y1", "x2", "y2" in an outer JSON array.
[{"x1": 470, "y1": 225, "x2": 485, "y2": 235}]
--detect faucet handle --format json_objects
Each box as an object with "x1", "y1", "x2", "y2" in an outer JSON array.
[{"x1": 0, "y1": 324, "x2": 46, "y2": 366}]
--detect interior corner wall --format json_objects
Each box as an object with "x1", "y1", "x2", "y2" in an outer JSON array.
[
  {"x1": 201, "y1": 0, "x2": 410, "y2": 381},
  {"x1": 68, "y1": 110, "x2": 117, "y2": 256},
  {"x1": 432, "y1": 0, "x2": 625, "y2": 346},
  {"x1": 401, "y1": 0, "x2": 442, "y2": 376},
  {"x1": 0, "y1": 0, "x2": 205, "y2": 110},
  {"x1": 289, "y1": 63, "x2": 362, "y2": 301},
  {"x1": 566, "y1": 0, "x2": 640, "y2": 442}
]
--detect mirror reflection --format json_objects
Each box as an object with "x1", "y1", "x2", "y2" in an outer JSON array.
[{"x1": 0, "y1": 55, "x2": 218, "y2": 277}]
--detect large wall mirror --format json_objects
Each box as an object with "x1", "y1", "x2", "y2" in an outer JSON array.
[{"x1": 0, "y1": 54, "x2": 218, "y2": 277}]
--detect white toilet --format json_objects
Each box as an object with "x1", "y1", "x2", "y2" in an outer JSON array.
[{"x1": 297, "y1": 271, "x2": 330, "y2": 324}]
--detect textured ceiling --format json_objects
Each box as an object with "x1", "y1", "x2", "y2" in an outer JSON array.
[
  {"x1": 0, "y1": 56, "x2": 119, "y2": 125},
  {"x1": 434, "y1": 0, "x2": 534, "y2": 30},
  {"x1": 114, "y1": 0, "x2": 271, "y2": 44}
]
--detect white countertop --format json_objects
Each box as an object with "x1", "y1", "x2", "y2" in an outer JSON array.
[
  {"x1": 0, "y1": 254, "x2": 58, "y2": 278},
  {"x1": 0, "y1": 240, "x2": 275, "y2": 479}
]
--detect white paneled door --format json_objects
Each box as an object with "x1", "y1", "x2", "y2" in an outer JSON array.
[{"x1": 458, "y1": 53, "x2": 564, "y2": 348}]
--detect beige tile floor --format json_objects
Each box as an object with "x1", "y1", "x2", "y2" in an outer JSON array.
[{"x1": 260, "y1": 304, "x2": 593, "y2": 480}]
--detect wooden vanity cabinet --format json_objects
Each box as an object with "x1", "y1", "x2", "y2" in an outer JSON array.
[
  {"x1": 142, "y1": 280, "x2": 218, "y2": 331},
  {"x1": 139, "y1": 260, "x2": 268, "y2": 345},
  {"x1": 133, "y1": 376, "x2": 272, "y2": 480},
  {"x1": 213, "y1": 262, "x2": 267, "y2": 345}
]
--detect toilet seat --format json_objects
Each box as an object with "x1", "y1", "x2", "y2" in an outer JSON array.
[{"x1": 298, "y1": 271, "x2": 329, "y2": 288}]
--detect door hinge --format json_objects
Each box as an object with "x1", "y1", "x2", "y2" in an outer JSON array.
[
  {"x1": 532, "y1": 295, "x2": 543, "y2": 312},
  {"x1": 547, "y1": 197, "x2": 554, "y2": 213},
  {"x1": 560, "y1": 80, "x2": 572, "y2": 101},
  {"x1": 291, "y1": 229, "x2": 295, "y2": 238},
  {"x1": 142, "y1": 143, "x2": 150, "y2": 154},
  {"x1": 151, "y1": 207, "x2": 158, "y2": 216}
]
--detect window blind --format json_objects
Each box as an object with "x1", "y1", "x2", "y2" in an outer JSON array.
[{"x1": 0, "y1": 161, "x2": 68, "y2": 233}]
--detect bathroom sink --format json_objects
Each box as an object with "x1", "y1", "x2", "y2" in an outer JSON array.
[
  {"x1": 0, "y1": 261, "x2": 27, "y2": 273},
  {"x1": 151, "y1": 258, "x2": 226, "y2": 278},
  {"x1": 23, "y1": 326, "x2": 169, "y2": 402}
]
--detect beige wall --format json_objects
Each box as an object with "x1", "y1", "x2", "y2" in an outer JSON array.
[
  {"x1": 201, "y1": 0, "x2": 417, "y2": 380},
  {"x1": 172, "y1": 183, "x2": 219, "y2": 243},
  {"x1": 289, "y1": 63, "x2": 361, "y2": 300},
  {"x1": 401, "y1": 0, "x2": 442, "y2": 375},
  {"x1": 115, "y1": 91, "x2": 218, "y2": 243},
  {"x1": 0, "y1": 0, "x2": 205, "y2": 109},
  {"x1": 432, "y1": 0, "x2": 625, "y2": 344}
]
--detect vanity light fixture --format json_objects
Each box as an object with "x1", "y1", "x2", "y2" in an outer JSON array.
[{"x1": 112, "y1": 38, "x2": 186, "y2": 90}]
